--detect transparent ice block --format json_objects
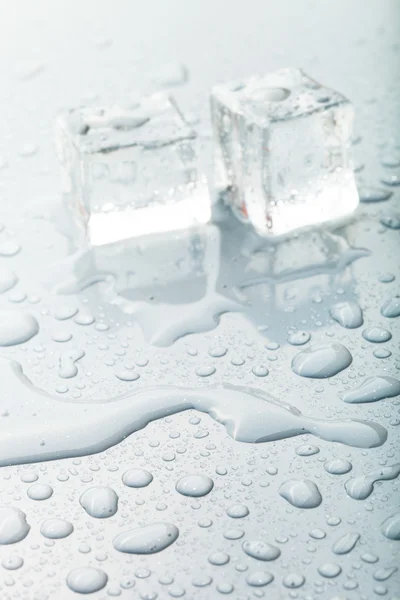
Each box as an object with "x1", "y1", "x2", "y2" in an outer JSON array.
[
  {"x1": 211, "y1": 68, "x2": 359, "y2": 236},
  {"x1": 56, "y1": 93, "x2": 211, "y2": 246}
]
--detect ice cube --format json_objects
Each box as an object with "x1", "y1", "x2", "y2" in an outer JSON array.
[
  {"x1": 211, "y1": 68, "x2": 359, "y2": 236},
  {"x1": 56, "y1": 93, "x2": 210, "y2": 246}
]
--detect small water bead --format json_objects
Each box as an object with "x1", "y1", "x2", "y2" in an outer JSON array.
[
  {"x1": 20, "y1": 473, "x2": 38, "y2": 483},
  {"x1": 79, "y1": 486, "x2": 118, "y2": 518},
  {"x1": 122, "y1": 468, "x2": 153, "y2": 488},
  {"x1": 159, "y1": 575, "x2": 173, "y2": 585},
  {"x1": 216, "y1": 582, "x2": 234, "y2": 594},
  {"x1": 0, "y1": 270, "x2": 18, "y2": 294},
  {"x1": 317, "y1": 563, "x2": 342, "y2": 578},
  {"x1": 246, "y1": 571, "x2": 274, "y2": 587},
  {"x1": 287, "y1": 330, "x2": 311, "y2": 346},
  {"x1": 381, "y1": 295, "x2": 400, "y2": 318},
  {"x1": 381, "y1": 513, "x2": 400, "y2": 540},
  {"x1": 113, "y1": 523, "x2": 179, "y2": 554},
  {"x1": 27, "y1": 484, "x2": 53, "y2": 501},
  {"x1": 209, "y1": 552, "x2": 230, "y2": 565},
  {"x1": 0, "y1": 241, "x2": 21, "y2": 257},
  {"x1": 373, "y1": 348, "x2": 392, "y2": 359},
  {"x1": 362, "y1": 327, "x2": 392, "y2": 343},
  {"x1": 332, "y1": 532, "x2": 360, "y2": 555},
  {"x1": 379, "y1": 272, "x2": 395, "y2": 283},
  {"x1": 242, "y1": 540, "x2": 281, "y2": 561},
  {"x1": 226, "y1": 504, "x2": 249, "y2": 518},
  {"x1": 115, "y1": 369, "x2": 140, "y2": 382},
  {"x1": 309, "y1": 529, "x2": 326, "y2": 539},
  {"x1": 343, "y1": 376, "x2": 400, "y2": 403},
  {"x1": 324, "y1": 459, "x2": 352, "y2": 475},
  {"x1": 282, "y1": 573, "x2": 305, "y2": 588},
  {"x1": 252, "y1": 365, "x2": 269, "y2": 377},
  {"x1": 223, "y1": 528, "x2": 244, "y2": 540},
  {"x1": 195, "y1": 365, "x2": 216, "y2": 377},
  {"x1": 381, "y1": 171, "x2": 400, "y2": 186},
  {"x1": 78, "y1": 542, "x2": 91, "y2": 554},
  {"x1": 168, "y1": 585, "x2": 185, "y2": 597},
  {"x1": 40, "y1": 518, "x2": 73, "y2": 539},
  {"x1": 66, "y1": 567, "x2": 108, "y2": 594},
  {"x1": 1, "y1": 555, "x2": 24, "y2": 570},
  {"x1": 279, "y1": 479, "x2": 322, "y2": 508},
  {"x1": 296, "y1": 444, "x2": 319, "y2": 456},
  {"x1": 51, "y1": 331, "x2": 73, "y2": 342},
  {"x1": 209, "y1": 346, "x2": 228, "y2": 358},
  {"x1": 291, "y1": 343, "x2": 352, "y2": 378},
  {"x1": 361, "y1": 552, "x2": 379, "y2": 563},
  {"x1": 358, "y1": 186, "x2": 393, "y2": 203},
  {"x1": 0, "y1": 310, "x2": 39, "y2": 346},
  {"x1": 373, "y1": 567, "x2": 398, "y2": 581},
  {"x1": 74, "y1": 313, "x2": 95, "y2": 325},
  {"x1": 381, "y1": 213, "x2": 400, "y2": 230},
  {"x1": 54, "y1": 306, "x2": 78, "y2": 320},
  {"x1": 231, "y1": 357, "x2": 245, "y2": 366},
  {"x1": 192, "y1": 575, "x2": 212, "y2": 587},
  {"x1": 175, "y1": 474, "x2": 214, "y2": 497},
  {"x1": 198, "y1": 518, "x2": 213, "y2": 528}
]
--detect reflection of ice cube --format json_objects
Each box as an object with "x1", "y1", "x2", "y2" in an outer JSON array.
[
  {"x1": 56, "y1": 93, "x2": 210, "y2": 246},
  {"x1": 211, "y1": 68, "x2": 359, "y2": 236}
]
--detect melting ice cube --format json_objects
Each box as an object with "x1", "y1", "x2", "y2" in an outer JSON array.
[
  {"x1": 56, "y1": 93, "x2": 210, "y2": 245},
  {"x1": 211, "y1": 68, "x2": 359, "y2": 236}
]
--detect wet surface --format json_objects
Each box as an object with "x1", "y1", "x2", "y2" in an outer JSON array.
[{"x1": 0, "y1": 0, "x2": 399, "y2": 598}]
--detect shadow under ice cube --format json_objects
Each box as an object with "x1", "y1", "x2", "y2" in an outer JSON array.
[
  {"x1": 56, "y1": 93, "x2": 210, "y2": 246},
  {"x1": 211, "y1": 68, "x2": 359, "y2": 236}
]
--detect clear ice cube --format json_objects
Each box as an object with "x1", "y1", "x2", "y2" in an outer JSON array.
[
  {"x1": 56, "y1": 93, "x2": 210, "y2": 246},
  {"x1": 211, "y1": 68, "x2": 359, "y2": 236}
]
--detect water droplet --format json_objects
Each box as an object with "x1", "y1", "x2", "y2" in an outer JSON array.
[
  {"x1": 358, "y1": 186, "x2": 393, "y2": 203},
  {"x1": 40, "y1": 518, "x2": 73, "y2": 539},
  {"x1": 1, "y1": 555, "x2": 23, "y2": 570},
  {"x1": 380, "y1": 213, "x2": 400, "y2": 229},
  {"x1": 362, "y1": 327, "x2": 392, "y2": 343},
  {"x1": 79, "y1": 486, "x2": 118, "y2": 518},
  {"x1": 252, "y1": 365, "x2": 269, "y2": 377},
  {"x1": 282, "y1": 573, "x2": 305, "y2": 588},
  {"x1": 223, "y1": 528, "x2": 244, "y2": 540},
  {"x1": 287, "y1": 330, "x2": 311, "y2": 346},
  {"x1": 0, "y1": 310, "x2": 38, "y2": 346},
  {"x1": 113, "y1": 522, "x2": 179, "y2": 554},
  {"x1": 216, "y1": 582, "x2": 234, "y2": 594},
  {"x1": 0, "y1": 270, "x2": 18, "y2": 294},
  {"x1": 381, "y1": 295, "x2": 400, "y2": 318},
  {"x1": 122, "y1": 468, "x2": 153, "y2": 488},
  {"x1": 361, "y1": 552, "x2": 379, "y2": 563},
  {"x1": 192, "y1": 575, "x2": 212, "y2": 587},
  {"x1": 291, "y1": 343, "x2": 352, "y2": 378},
  {"x1": 296, "y1": 444, "x2": 319, "y2": 456},
  {"x1": 342, "y1": 376, "x2": 400, "y2": 404},
  {"x1": 309, "y1": 528, "x2": 326, "y2": 539},
  {"x1": 317, "y1": 563, "x2": 342, "y2": 578},
  {"x1": 54, "y1": 305, "x2": 78, "y2": 320},
  {"x1": 0, "y1": 508, "x2": 30, "y2": 544},
  {"x1": 242, "y1": 540, "x2": 281, "y2": 561},
  {"x1": 381, "y1": 171, "x2": 400, "y2": 186},
  {"x1": 226, "y1": 504, "x2": 249, "y2": 518},
  {"x1": 324, "y1": 458, "x2": 352, "y2": 475},
  {"x1": 27, "y1": 484, "x2": 53, "y2": 501},
  {"x1": 176, "y1": 474, "x2": 214, "y2": 497},
  {"x1": 330, "y1": 301, "x2": 363, "y2": 329},
  {"x1": 345, "y1": 463, "x2": 400, "y2": 500},
  {"x1": 195, "y1": 365, "x2": 216, "y2": 377},
  {"x1": 373, "y1": 348, "x2": 392, "y2": 359},
  {"x1": 246, "y1": 571, "x2": 274, "y2": 587},
  {"x1": 373, "y1": 567, "x2": 398, "y2": 581},
  {"x1": 0, "y1": 241, "x2": 21, "y2": 257},
  {"x1": 332, "y1": 532, "x2": 360, "y2": 555},
  {"x1": 209, "y1": 346, "x2": 228, "y2": 357},
  {"x1": 59, "y1": 349, "x2": 85, "y2": 378},
  {"x1": 115, "y1": 369, "x2": 140, "y2": 382},
  {"x1": 279, "y1": 479, "x2": 322, "y2": 508},
  {"x1": 381, "y1": 513, "x2": 400, "y2": 540},
  {"x1": 66, "y1": 567, "x2": 108, "y2": 594},
  {"x1": 209, "y1": 551, "x2": 230, "y2": 565}
]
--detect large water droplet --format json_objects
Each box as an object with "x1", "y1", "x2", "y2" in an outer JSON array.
[
  {"x1": 0, "y1": 310, "x2": 38, "y2": 346},
  {"x1": 27, "y1": 484, "x2": 53, "y2": 501},
  {"x1": 122, "y1": 468, "x2": 153, "y2": 488},
  {"x1": 40, "y1": 518, "x2": 74, "y2": 539},
  {"x1": 66, "y1": 567, "x2": 108, "y2": 594},
  {"x1": 0, "y1": 270, "x2": 18, "y2": 294},
  {"x1": 79, "y1": 486, "x2": 118, "y2": 518},
  {"x1": 381, "y1": 513, "x2": 400, "y2": 540},
  {"x1": 226, "y1": 504, "x2": 249, "y2": 518},
  {"x1": 358, "y1": 186, "x2": 393, "y2": 203},
  {"x1": 342, "y1": 376, "x2": 400, "y2": 404},
  {"x1": 246, "y1": 571, "x2": 274, "y2": 587},
  {"x1": 1, "y1": 555, "x2": 24, "y2": 570},
  {"x1": 0, "y1": 508, "x2": 30, "y2": 544},
  {"x1": 332, "y1": 532, "x2": 360, "y2": 555},
  {"x1": 362, "y1": 326, "x2": 392, "y2": 343},
  {"x1": 317, "y1": 563, "x2": 342, "y2": 578},
  {"x1": 113, "y1": 522, "x2": 179, "y2": 554},
  {"x1": 175, "y1": 474, "x2": 214, "y2": 497},
  {"x1": 330, "y1": 301, "x2": 363, "y2": 329},
  {"x1": 279, "y1": 479, "x2": 322, "y2": 508},
  {"x1": 345, "y1": 463, "x2": 400, "y2": 500},
  {"x1": 324, "y1": 458, "x2": 352, "y2": 475},
  {"x1": 381, "y1": 295, "x2": 400, "y2": 318},
  {"x1": 287, "y1": 330, "x2": 311, "y2": 346},
  {"x1": 291, "y1": 343, "x2": 352, "y2": 378},
  {"x1": 380, "y1": 213, "x2": 400, "y2": 229}
]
